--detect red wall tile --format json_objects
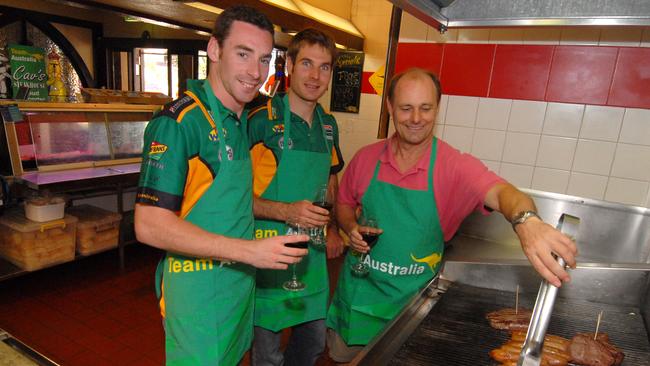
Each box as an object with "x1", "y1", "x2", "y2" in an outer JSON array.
[
  {"x1": 361, "y1": 71, "x2": 376, "y2": 94},
  {"x1": 440, "y1": 44, "x2": 495, "y2": 97},
  {"x1": 489, "y1": 45, "x2": 554, "y2": 101},
  {"x1": 395, "y1": 43, "x2": 444, "y2": 76},
  {"x1": 546, "y1": 46, "x2": 618, "y2": 105},
  {"x1": 608, "y1": 47, "x2": 650, "y2": 109}
]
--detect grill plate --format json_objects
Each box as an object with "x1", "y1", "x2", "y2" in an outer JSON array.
[{"x1": 389, "y1": 283, "x2": 650, "y2": 366}]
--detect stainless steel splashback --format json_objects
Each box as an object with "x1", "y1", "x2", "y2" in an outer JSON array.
[
  {"x1": 442, "y1": 189, "x2": 650, "y2": 335},
  {"x1": 456, "y1": 189, "x2": 650, "y2": 264}
]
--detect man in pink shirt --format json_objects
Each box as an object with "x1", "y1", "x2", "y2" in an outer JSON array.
[{"x1": 325, "y1": 67, "x2": 578, "y2": 362}]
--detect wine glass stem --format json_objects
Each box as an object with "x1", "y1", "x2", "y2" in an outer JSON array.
[
  {"x1": 359, "y1": 252, "x2": 367, "y2": 265},
  {"x1": 291, "y1": 263, "x2": 297, "y2": 281}
]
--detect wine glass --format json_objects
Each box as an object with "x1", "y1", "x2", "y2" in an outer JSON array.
[
  {"x1": 310, "y1": 184, "x2": 331, "y2": 249},
  {"x1": 283, "y1": 222, "x2": 309, "y2": 291},
  {"x1": 351, "y1": 215, "x2": 379, "y2": 277}
]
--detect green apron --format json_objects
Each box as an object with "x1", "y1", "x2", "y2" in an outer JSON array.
[
  {"x1": 156, "y1": 81, "x2": 255, "y2": 365},
  {"x1": 326, "y1": 138, "x2": 444, "y2": 345},
  {"x1": 254, "y1": 95, "x2": 332, "y2": 332}
]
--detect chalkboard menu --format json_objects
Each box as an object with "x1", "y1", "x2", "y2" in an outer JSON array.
[{"x1": 330, "y1": 51, "x2": 364, "y2": 113}]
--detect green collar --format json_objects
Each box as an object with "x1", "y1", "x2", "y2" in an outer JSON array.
[{"x1": 187, "y1": 79, "x2": 247, "y2": 123}]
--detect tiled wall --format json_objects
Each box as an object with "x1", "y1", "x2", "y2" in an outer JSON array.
[
  {"x1": 392, "y1": 12, "x2": 650, "y2": 208},
  {"x1": 436, "y1": 95, "x2": 650, "y2": 207}
]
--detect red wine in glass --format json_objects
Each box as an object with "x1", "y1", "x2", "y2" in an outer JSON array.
[
  {"x1": 361, "y1": 232, "x2": 379, "y2": 248},
  {"x1": 285, "y1": 241, "x2": 309, "y2": 249},
  {"x1": 313, "y1": 201, "x2": 333, "y2": 211}
]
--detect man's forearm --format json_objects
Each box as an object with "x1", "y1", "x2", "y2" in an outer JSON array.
[
  {"x1": 253, "y1": 196, "x2": 290, "y2": 222},
  {"x1": 134, "y1": 204, "x2": 250, "y2": 262},
  {"x1": 327, "y1": 174, "x2": 340, "y2": 229},
  {"x1": 484, "y1": 183, "x2": 538, "y2": 221},
  {"x1": 336, "y1": 203, "x2": 358, "y2": 235}
]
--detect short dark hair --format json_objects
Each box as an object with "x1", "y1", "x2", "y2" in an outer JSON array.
[
  {"x1": 387, "y1": 68, "x2": 441, "y2": 104},
  {"x1": 287, "y1": 28, "x2": 337, "y2": 65},
  {"x1": 212, "y1": 5, "x2": 274, "y2": 47}
]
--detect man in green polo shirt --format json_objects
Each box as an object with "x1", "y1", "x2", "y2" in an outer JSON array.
[
  {"x1": 134, "y1": 6, "x2": 308, "y2": 365},
  {"x1": 248, "y1": 29, "x2": 345, "y2": 365}
]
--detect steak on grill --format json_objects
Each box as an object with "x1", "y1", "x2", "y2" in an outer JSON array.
[
  {"x1": 569, "y1": 333, "x2": 624, "y2": 366},
  {"x1": 486, "y1": 308, "x2": 533, "y2": 331}
]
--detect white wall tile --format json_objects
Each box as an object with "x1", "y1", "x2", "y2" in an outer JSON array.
[
  {"x1": 579, "y1": 105, "x2": 624, "y2": 142},
  {"x1": 523, "y1": 28, "x2": 562, "y2": 45},
  {"x1": 471, "y1": 129, "x2": 506, "y2": 161},
  {"x1": 499, "y1": 163, "x2": 533, "y2": 188},
  {"x1": 433, "y1": 124, "x2": 444, "y2": 139},
  {"x1": 508, "y1": 100, "x2": 547, "y2": 133},
  {"x1": 619, "y1": 108, "x2": 650, "y2": 146},
  {"x1": 457, "y1": 29, "x2": 490, "y2": 44},
  {"x1": 567, "y1": 172, "x2": 608, "y2": 200},
  {"x1": 532, "y1": 167, "x2": 570, "y2": 194},
  {"x1": 445, "y1": 96, "x2": 479, "y2": 127},
  {"x1": 572, "y1": 139, "x2": 616, "y2": 175},
  {"x1": 427, "y1": 27, "x2": 458, "y2": 43},
  {"x1": 542, "y1": 102, "x2": 584, "y2": 138},
  {"x1": 436, "y1": 94, "x2": 449, "y2": 125},
  {"x1": 560, "y1": 27, "x2": 601, "y2": 45},
  {"x1": 605, "y1": 178, "x2": 650, "y2": 206},
  {"x1": 398, "y1": 12, "x2": 428, "y2": 42},
  {"x1": 442, "y1": 125, "x2": 474, "y2": 153},
  {"x1": 476, "y1": 98, "x2": 512, "y2": 130},
  {"x1": 599, "y1": 27, "x2": 643, "y2": 46},
  {"x1": 481, "y1": 159, "x2": 501, "y2": 173},
  {"x1": 489, "y1": 28, "x2": 524, "y2": 44},
  {"x1": 536, "y1": 136, "x2": 577, "y2": 170},
  {"x1": 502, "y1": 132, "x2": 540, "y2": 165},
  {"x1": 611, "y1": 143, "x2": 650, "y2": 181}
]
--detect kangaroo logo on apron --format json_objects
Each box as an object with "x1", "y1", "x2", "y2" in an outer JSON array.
[{"x1": 410, "y1": 252, "x2": 442, "y2": 273}]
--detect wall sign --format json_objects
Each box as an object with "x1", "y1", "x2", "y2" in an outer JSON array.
[
  {"x1": 330, "y1": 51, "x2": 364, "y2": 113},
  {"x1": 8, "y1": 45, "x2": 48, "y2": 101}
]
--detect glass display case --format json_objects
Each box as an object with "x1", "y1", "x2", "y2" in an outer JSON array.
[
  {"x1": 7, "y1": 104, "x2": 153, "y2": 174},
  {"x1": 1, "y1": 101, "x2": 157, "y2": 183}
]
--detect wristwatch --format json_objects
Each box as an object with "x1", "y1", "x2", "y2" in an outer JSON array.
[{"x1": 511, "y1": 210, "x2": 541, "y2": 231}]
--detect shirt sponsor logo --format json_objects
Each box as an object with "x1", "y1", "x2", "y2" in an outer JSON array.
[
  {"x1": 169, "y1": 96, "x2": 192, "y2": 113},
  {"x1": 218, "y1": 144, "x2": 234, "y2": 161},
  {"x1": 323, "y1": 124, "x2": 334, "y2": 140},
  {"x1": 144, "y1": 158, "x2": 165, "y2": 170},
  {"x1": 209, "y1": 127, "x2": 227, "y2": 142},
  {"x1": 148, "y1": 141, "x2": 168, "y2": 160},
  {"x1": 279, "y1": 136, "x2": 293, "y2": 150},
  {"x1": 272, "y1": 124, "x2": 284, "y2": 133}
]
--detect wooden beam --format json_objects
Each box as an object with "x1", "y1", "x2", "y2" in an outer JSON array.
[{"x1": 199, "y1": 0, "x2": 364, "y2": 50}]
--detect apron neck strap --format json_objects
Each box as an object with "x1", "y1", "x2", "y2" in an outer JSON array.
[
  {"x1": 281, "y1": 94, "x2": 331, "y2": 152},
  {"x1": 371, "y1": 138, "x2": 438, "y2": 190},
  {"x1": 203, "y1": 80, "x2": 230, "y2": 158}
]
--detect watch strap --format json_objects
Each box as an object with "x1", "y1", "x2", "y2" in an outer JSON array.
[{"x1": 511, "y1": 210, "x2": 541, "y2": 231}]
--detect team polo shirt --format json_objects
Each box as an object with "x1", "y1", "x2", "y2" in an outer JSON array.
[
  {"x1": 338, "y1": 135, "x2": 505, "y2": 241},
  {"x1": 248, "y1": 95, "x2": 344, "y2": 197},
  {"x1": 136, "y1": 79, "x2": 250, "y2": 221}
]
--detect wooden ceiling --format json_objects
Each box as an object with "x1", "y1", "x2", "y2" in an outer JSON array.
[{"x1": 62, "y1": 0, "x2": 364, "y2": 50}]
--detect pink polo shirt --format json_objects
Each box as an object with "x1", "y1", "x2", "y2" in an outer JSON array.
[{"x1": 338, "y1": 136, "x2": 505, "y2": 241}]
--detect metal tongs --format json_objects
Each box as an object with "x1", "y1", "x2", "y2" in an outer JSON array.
[{"x1": 517, "y1": 213, "x2": 579, "y2": 366}]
